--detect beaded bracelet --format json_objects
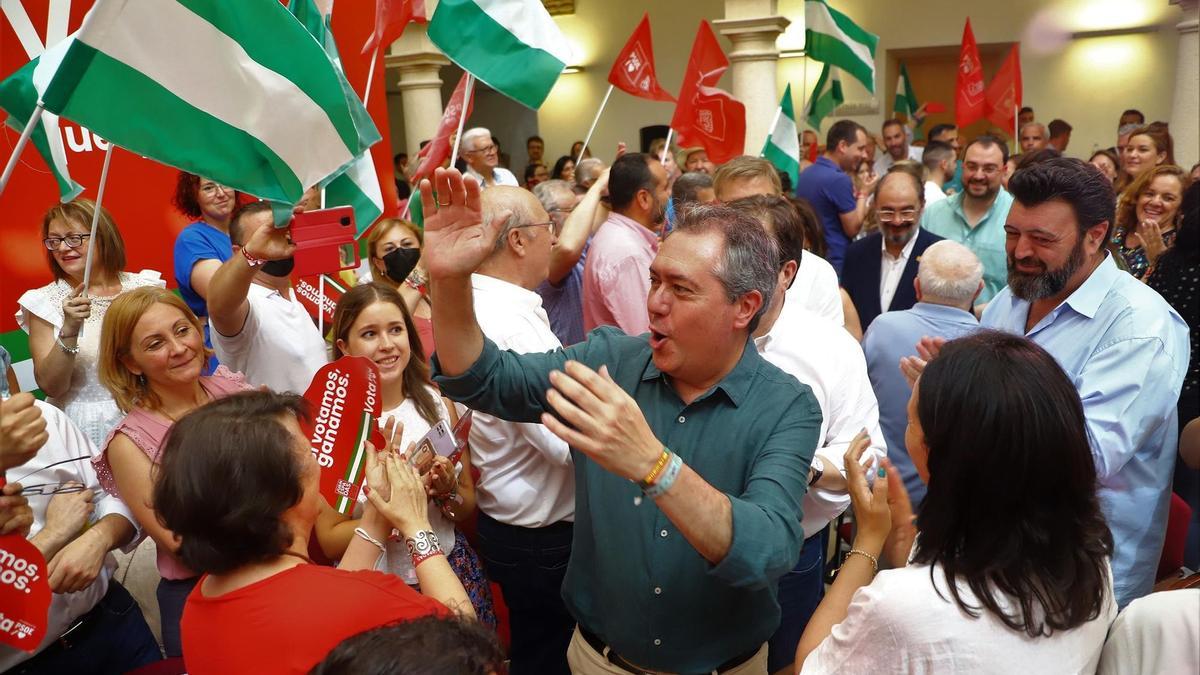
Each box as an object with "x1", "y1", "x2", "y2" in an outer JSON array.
[
  {"x1": 641, "y1": 452, "x2": 683, "y2": 499},
  {"x1": 844, "y1": 548, "x2": 879, "y2": 574}
]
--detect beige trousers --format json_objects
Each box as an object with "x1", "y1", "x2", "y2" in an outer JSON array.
[{"x1": 566, "y1": 627, "x2": 768, "y2": 675}]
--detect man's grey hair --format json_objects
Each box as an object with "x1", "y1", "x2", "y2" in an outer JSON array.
[
  {"x1": 917, "y1": 240, "x2": 983, "y2": 307},
  {"x1": 481, "y1": 187, "x2": 540, "y2": 253},
  {"x1": 461, "y1": 127, "x2": 492, "y2": 152},
  {"x1": 668, "y1": 204, "x2": 780, "y2": 333},
  {"x1": 575, "y1": 158, "x2": 605, "y2": 188},
  {"x1": 532, "y1": 179, "x2": 574, "y2": 213},
  {"x1": 672, "y1": 172, "x2": 714, "y2": 204},
  {"x1": 1019, "y1": 122, "x2": 1047, "y2": 139},
  {"x1": 1117, "y1": 123, "x2": 1141, "y2": 138}
]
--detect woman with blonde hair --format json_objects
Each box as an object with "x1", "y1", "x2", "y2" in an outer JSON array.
[
  {"x1": 16, "y1": 199, "x2": 163, "y2": 447},
  {"x1": 1110, "y1": 165, "x2": 1190, "y2": 279},
  {"x1": 93, "y1": 286, "x2": 250, "y2": 657},
  {"x1": 364, "y1": 218, "x2": 435, "y2": 357},
  {"x1": 1119, "y1": 124, "x2": 1174, "y2": 191}
]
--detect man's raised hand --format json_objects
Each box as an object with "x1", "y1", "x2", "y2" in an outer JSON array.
[{"x1": 419, "y1": 168, "x2": 509, "y2": 280}]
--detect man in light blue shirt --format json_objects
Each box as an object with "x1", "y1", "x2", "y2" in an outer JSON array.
[
  {"x1": 864, "y1": 240, "x2": 983, "y2": 506},
  {"x1": 981, "y1": 158, "x2": 1189, "y2": 608},
  {"x1": 919, "y1": 136, "x2": 1013, "y2": 302}
]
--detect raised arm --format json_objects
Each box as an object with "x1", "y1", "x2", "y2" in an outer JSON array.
[
  {"x1": 548, "y1": 168, "x2": 610, "y2": 284},
  {"x1": 206, "y1": 223, "x2": 295, "y2": 337}
]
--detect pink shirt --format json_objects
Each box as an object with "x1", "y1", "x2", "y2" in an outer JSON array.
[
  {"x1": 94, "y1": 367, "x2": 251, "y2": 580},
  {"x1": 582, "y1": 212, "x2": 658, "y2": 335}
]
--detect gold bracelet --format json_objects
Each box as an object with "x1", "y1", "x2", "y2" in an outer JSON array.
[
  {"x1": 640, "y1": 447, "x2": 671, "y2": 486},
  {"x1": 845, "y1": 548, "x2": 879, "y2": 573}
]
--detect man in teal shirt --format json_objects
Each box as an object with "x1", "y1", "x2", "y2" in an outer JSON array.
[
  {"x1": 919, "y1": 136, "x2": 1014, "y2": 302},
  {"x1": 420, "y1": 168, "x2": 822, "y2": 674}
]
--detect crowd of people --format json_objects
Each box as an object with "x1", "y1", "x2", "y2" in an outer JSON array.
[{"x1": 1, "y1": 105, "x2": 1197, "y2": 675}]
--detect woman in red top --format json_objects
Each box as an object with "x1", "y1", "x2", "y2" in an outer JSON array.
[{"x1": 152, "y1": 390, "x2": 473, "y2": 674}]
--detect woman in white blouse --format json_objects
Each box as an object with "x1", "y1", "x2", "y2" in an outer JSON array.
[
  {"x1": 17, "y1": 200, "x2": 162, "y2": 448},
  {"x1": 796, "y1": 330, "x2": 1116, "y2": 674}
]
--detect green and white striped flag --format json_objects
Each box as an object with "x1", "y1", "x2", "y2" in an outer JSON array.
[
  {"x1": 893, "y1": 61, "x2": 919, "y2": 116},
  {"x1": 289, "y1": 0, "x2": 385, "y2": 236},
  {"x1": 40, "y1": 0, "x2": 381, "y2": 217},
  {"x1": 805, "y1": 63, "x2": 844, "y2": 131},
  {"x1": 761, "y1": 84, "x2": 800, "y2": 188},
  {"x1": 804, "y1": 0, "x2": 878, "y2": 94},
  {"x1": 428, "y1": 0, "x2": 573, "y2": 109},
  {"x1": 0, "y1": 37, "x2": 84, "y2": 202}
]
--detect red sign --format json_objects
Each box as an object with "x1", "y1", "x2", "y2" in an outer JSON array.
[
  {"x1": 299, "y1": 356, "x2": 385, "y2": 515},
  {"x1": 608, "y1": 14, "x2": 675, "y2": 103},
  {"x1": 293, "y1": 273, "x2": 349, "y2": 326},
  {"x1": 0, "y1": 534, "x2": 51, "y2": 652}
]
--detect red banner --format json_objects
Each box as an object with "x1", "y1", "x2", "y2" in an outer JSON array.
[
  {"x1": 0, "y1": 534, "x2": 51, "y2": 652},
  {"x1": 293, "y1": 273, "x2": 349, "y2": 326},
  {"x1": 410, "y1": 72, "x2": 475, "y2": 185},
  {"x1": 608, "y1": 13, "x2": 675, "y2": 103},
  {"x1": 0, "y1": 1, "x2": 398, "y2": 336},
  {"x1": 361, "y1": 0, "x2": 427, "y2": 57},
  {"x1": 670, "y1": 22, "x2": 745, "y2": 164},
  {"x1": 299, "y1": 357, "x2": 386, "y2": 515},
  {"x1": 954, "y1": 18, "x2": 986, "y2": 130},
  {"x1": 985, "y1": 45, "x2": 1022, "y2": 135}
]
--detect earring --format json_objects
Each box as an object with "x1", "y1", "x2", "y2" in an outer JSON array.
[{"x1": 137, "y1": 373, "x2": 147, "y2": 387}]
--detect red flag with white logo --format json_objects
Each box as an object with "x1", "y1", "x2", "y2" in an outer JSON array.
[
  {"x1": 361, "y1": 0, "x2": 427, "y2": 56},
  {"x1": 671, "y1": 21, "x2": 745, "y2": 164},
  {"x1": 410, "y1": 72, "x2": 476, "y2": 184},
  {"x1": 954, "y1": 18, "x2": 986, "y2": 130},
  {"x1": 607, "y1": 14, "x2": 675, "y2": 102},
  {"x1": 985, "y1": 45, "x2": 1022, "y2": 134}
]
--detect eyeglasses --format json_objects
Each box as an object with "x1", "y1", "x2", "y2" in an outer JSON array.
[
  {"x1": 43, "y1": 233, "x2": 91, "y2": 250},
  {"x1": 514, "y1": 221, "x2": 560, "y2": 236},
  {"x1": 964, "y1": 162, "x2": 1002, "y2": 176},
  {"x1": 878, "y1": 209, "x2": 918, "y2": 224},
  {"x1": 467, "y1": 143, "x2": 497, "y2": 155},
  {"x1": 199, "y1": 182, "x2": 231, "y2": 195}
]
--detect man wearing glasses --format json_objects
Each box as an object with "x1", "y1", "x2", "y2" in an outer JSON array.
[
  {"x1": 461, "y1": 127, "x2": 520, "y2": 188},
  {"x1": 841, "y1": 170, "x2": 944, "y2": 330},
  {"x1": 918, "y1": 136, "x2": 1015, "y2": 302}
]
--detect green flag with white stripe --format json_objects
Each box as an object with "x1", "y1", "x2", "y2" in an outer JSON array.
[
  {"x1": 893, "y1": 61, "x2": 919, "y2": 116},
  {"x1": 428, "y1": 0, "x2": 573, "y2": 109},
  {"x1": 289, "y1": 0, "x2": 385, "y2": 235},
  {"x1": 805, "y1": 64, "x2": 844, "y2": 130},
  {"x1": 40, "y1": 0, "x2": 380, "y2": 216},
  {"x1": 804, "y1": 0, "x2": 878, "y2": 94},
  {"x1": 0, "y1": 37, "x2": 84, "y2": 202},
  {"x1": 761, "y1": 84, "x2": 800, "y2": 188}
]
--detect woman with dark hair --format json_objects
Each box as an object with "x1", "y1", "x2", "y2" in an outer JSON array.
[
  {"x1": 311, "y1": 617, "x2": 505, "y2": 675},
  {"x1": 1089, "y1": 149, "x2": 1120, "y2": 184},
  {"x1": 170, "y1": 172, "x2": 240, "y2": 371},
  {"x1": 552, "y1": 155, "x2": 576, "y2": 183},
  {"x1": 1111, "y1": 165, "x2": 1190, "y2": 279},
  {"x1": 796, "y1": 330, "x2": 1115, "y2": 673},
  {"x1": 154, "y1": 391, "x2": 470, "y2": 674},
  {"x1": 524, "y1": 162, "x2": 549, "y2": 188},
  {"x1": 17, "y1": 199, "x2": 164, "y2": 447},
  {"x1": 318, "y1": 283, "x2": 495, "y2": 627}
]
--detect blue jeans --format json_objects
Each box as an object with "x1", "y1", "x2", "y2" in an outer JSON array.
[
  {"x1": 476, "y1": 511, "x2": 574, "y2": 675},
  {"x1": 13, "y1": 581, "x2": 161, "y2": 674},
  {"x1": 157, "y1": 576, "x2": 198, "y2": 658},
  {"x1": 767, "y1": 528, "x2": 828, "y2": 673}
]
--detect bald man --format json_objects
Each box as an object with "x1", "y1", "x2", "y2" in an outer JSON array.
[{"x1": 469, "y1": 187, "x2": 577, "y2": 675}]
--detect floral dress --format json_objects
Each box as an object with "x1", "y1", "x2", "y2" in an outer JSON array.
[{"x1": 1112, "y1": 226, "x2": 1178, "y2": 280}]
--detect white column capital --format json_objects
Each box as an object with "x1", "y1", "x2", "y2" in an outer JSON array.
[{"x1": 711, "y1": 16, "x2": 792, "y2": 62}]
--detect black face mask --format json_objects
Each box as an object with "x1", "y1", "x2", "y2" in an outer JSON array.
[
  {"x1": 382, "y1": 247, "x2": 420, "y2": 284},
  {"x1": 261, "y1": 257, "x2": 295, "y2": 277}
]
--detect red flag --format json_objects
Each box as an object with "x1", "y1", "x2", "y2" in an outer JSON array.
[
  {"x1": 954, "y1": 18, "x2": 986, "y2": 130},
  {"x1": 984, "y1": 45, "x2": 1022, "y2": 134},
  {"x1": 361, "y1": 0, "x2": 427, "y2": 57},
  {"x1": 671, "y1": 22, "x2": 745, "y2": 164},
  {"x1": 608, "y1": 14, "x2": 675, "y2": 102},
  {"x1": 410, "y1": 72, "x2": 476, "y2": 184}
]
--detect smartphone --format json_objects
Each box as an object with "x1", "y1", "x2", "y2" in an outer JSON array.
[
  {"x1": 408, "y1": 420, "x2": 457, "y2": 473},
  {"x1": 290, "y1": 206, "x2": 359, "y2": 278}
]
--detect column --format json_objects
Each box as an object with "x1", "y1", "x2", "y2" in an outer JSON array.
[
  {"x1": 1170, "y1": 0, "x2": 1199, "y2": 169},
  {"x1": 714, "y1": 0, "x2": 790, "y2": 153},
  {"x1": 386, "y1": 28, "x2": 451, "y2": 158}
]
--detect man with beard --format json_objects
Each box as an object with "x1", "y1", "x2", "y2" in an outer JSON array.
[
  {"x1": 841, "y1": 171, "x2": 944, "y2": 330},
  {"x1": 873, "y1": 119, "x2": 924, "y2": 176},
  {"x1": 979, "y1": 158, "x2": 1189, "y2": 609},
  {"x1": 919, "y1": 136, "x2": 1013, "y2": 302},
  {"x1": 582, "y1": 153, "x2": 670, "y2": 335}
]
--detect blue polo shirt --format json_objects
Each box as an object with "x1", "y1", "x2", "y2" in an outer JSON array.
[
  {"x1": 795, "y1": 156, "x2": 857, "y2": 274},
  {"x1": 173, "y1": 220, "x2": 233, "y2": 372}
]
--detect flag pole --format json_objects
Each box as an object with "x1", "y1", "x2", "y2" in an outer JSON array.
[
  {"x1": 363, "y1": 44, "x2": 381, "y2": 107},
  {"x1": 0, "y1": 103, "x2": 45, "y2": 200},
  {"x1": 578, "y1": 84, "x2": 614, "y2": 165},
  {"x1": 660, "y1": 128, "x2": 674, "y2": 164},
  {"x1": 80, "y1": 142, "x2": 115, "y2": 305},
  {"x1": 801, "y1": 56, "x2": 810, "y2": 131},
  {"x1": 448, "y1": 74, "x2": 475, "y2": 169},
  {"x1": 318, "y1": 188, "x2": 326, "y2": 336}
]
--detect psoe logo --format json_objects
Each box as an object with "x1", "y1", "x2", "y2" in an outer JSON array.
[{"x1": 0, "y1": 611, "x2": 36, "y2": 640}]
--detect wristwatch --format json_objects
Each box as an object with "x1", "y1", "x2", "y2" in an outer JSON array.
[{"x1": 809, "y1": 456, "x2": 825, "y2": 486}]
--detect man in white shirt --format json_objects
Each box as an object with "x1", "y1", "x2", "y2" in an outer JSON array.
[
  {"x1": 206, "y1": 202, "x2": 329, "y2": 394},
  {"x1": 921, "y1": 141, "x2": 954, "y2": 206},
  {"x1": 0, "y1": 402, "x2": 160, "y2": 673},
  {"x1": 468, "y1": 186, "x2": 575, "y2": 675},
  {"x1": 728, "y1": 195, "x2": 886, "y2": 674},
  {"x1": 461, "y1": 127, "x2": 519, "y2": 188},
  {"x1": 714, "y1": 157, "x2": 844, "y2": 326},
  {"x1": 874, "y1": 118, "x2": 924, "y2": 176}
]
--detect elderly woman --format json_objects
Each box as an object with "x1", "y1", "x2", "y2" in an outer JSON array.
[
  {"x1": 155, "y1": 391, "x2": 471, "y2": 675},
  {"x1": 796, "y1": 331, "x2": 1115, "y2": 674},
  {"x1": 1111, "y1": 165, "x2": 1190, "y2": 279},
  {"x1": 17, "y1": 199, "x2": 163, "y2": 448},
  {"x1": 94, "y1": 287, "x2": 250, "y2": 657}
]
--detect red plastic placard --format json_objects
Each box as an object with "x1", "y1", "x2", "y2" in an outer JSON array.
[{"x1": 0, "y1": 534, "x2": 51, "y2": 652}]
